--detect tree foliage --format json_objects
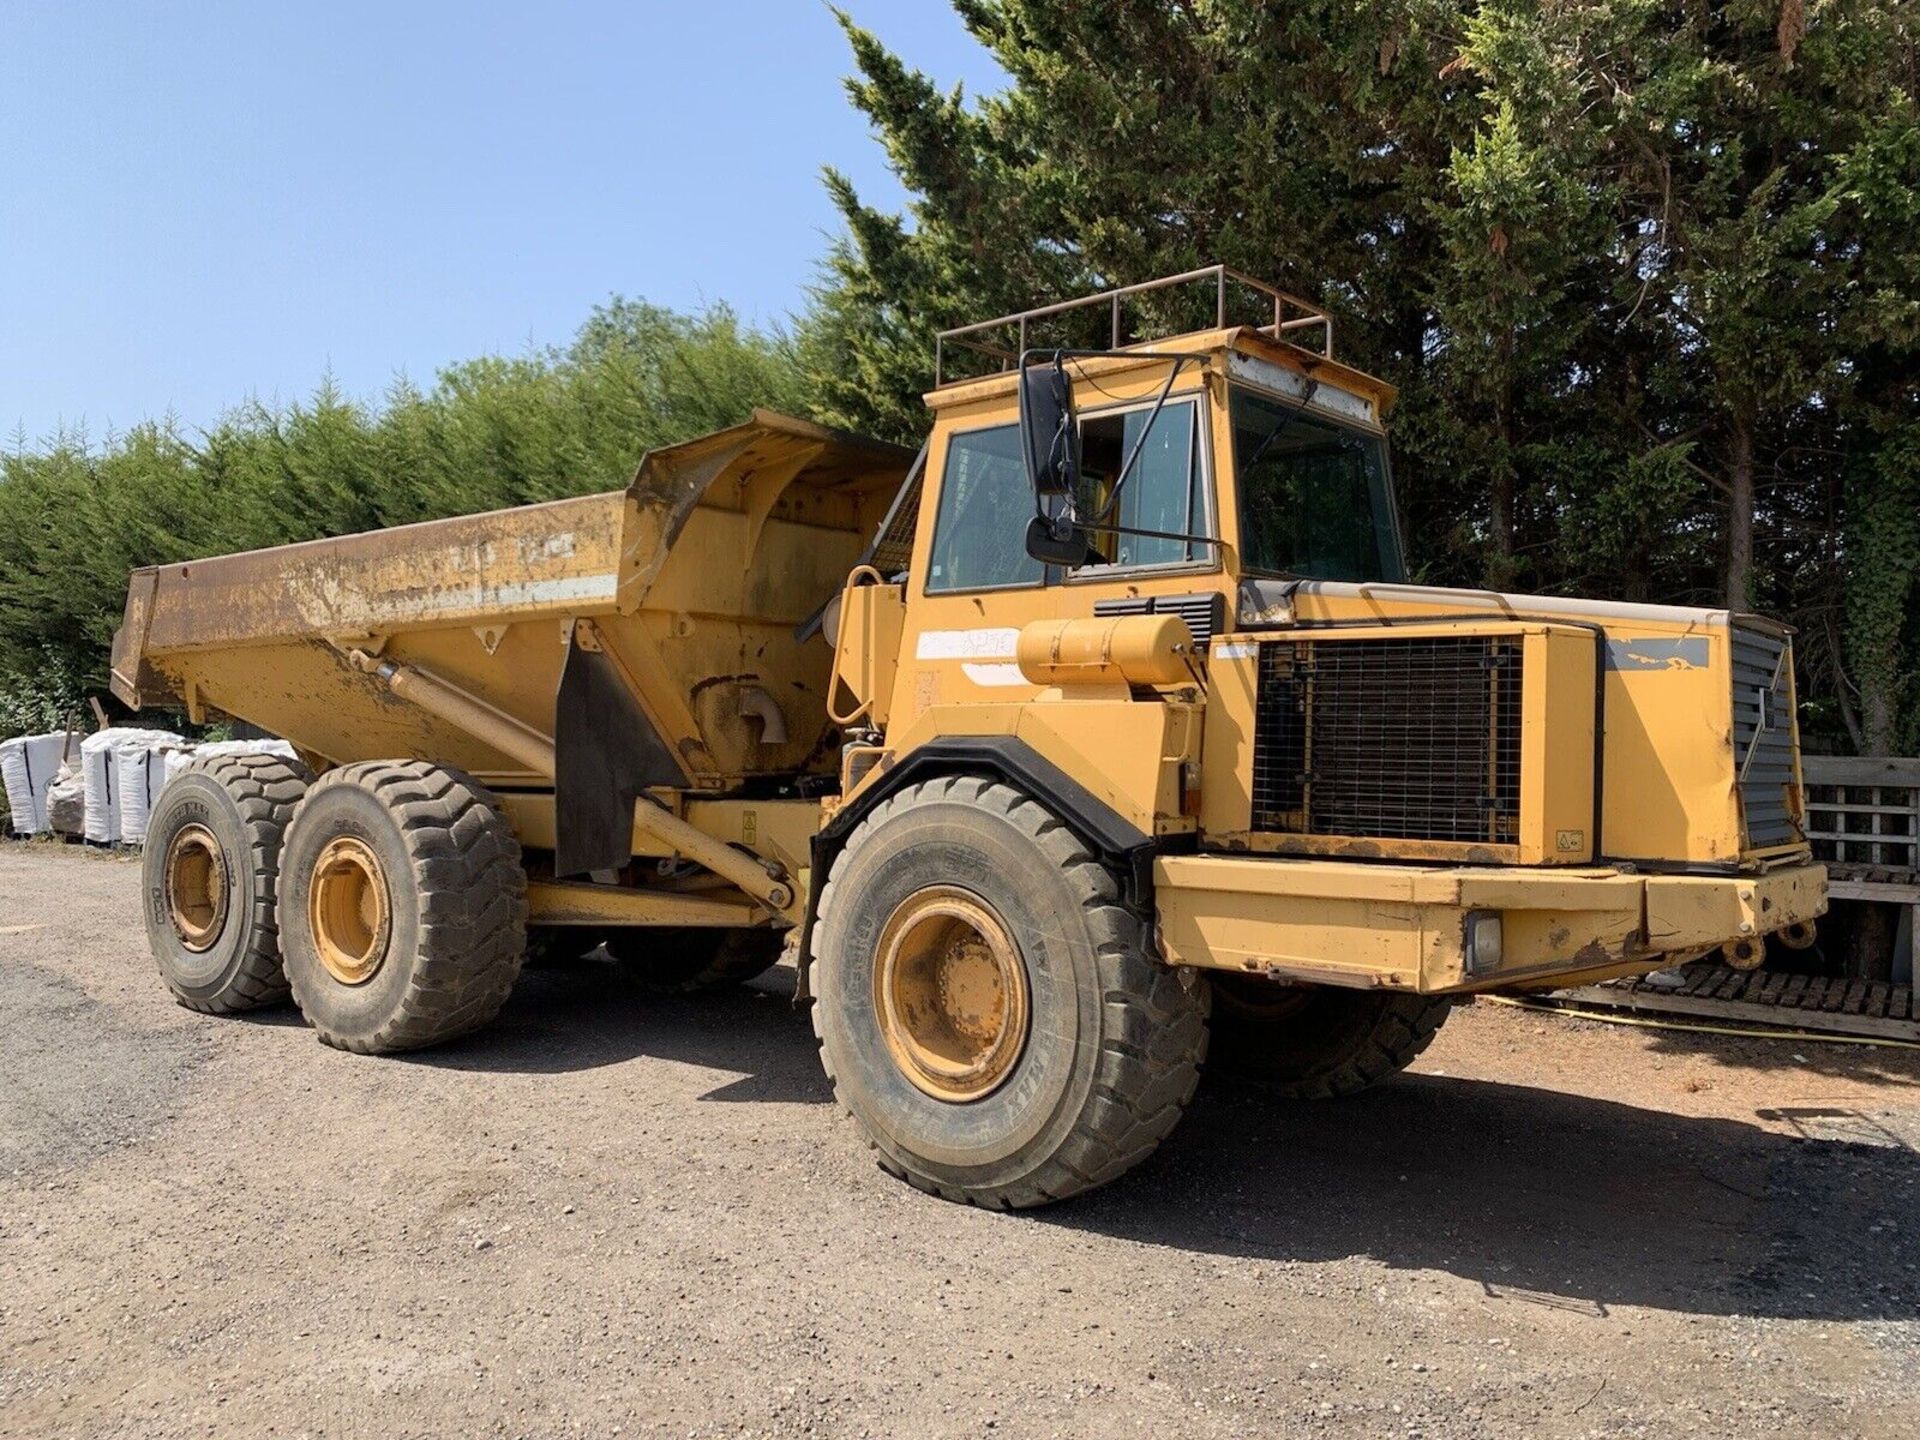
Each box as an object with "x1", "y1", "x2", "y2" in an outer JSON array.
[
  {"x1": 4, "y1": 5, "x2": 1916, "y2": 762},
  {"x1": 812, "y1": 0, "x2": 1920, "y2": 753}
]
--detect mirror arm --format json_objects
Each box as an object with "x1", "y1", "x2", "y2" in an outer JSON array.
[
  {"x1": 1073, "y1": 519, "x2": 1219, "y2": 549},
  {"x1": 1018, "y1": 346, "x2": 1211, "y2": 524}
]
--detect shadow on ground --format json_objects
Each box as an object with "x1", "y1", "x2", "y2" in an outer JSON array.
[
  {"x1": 411, "y1": 954, "x2": 1920, "y2": 1326},
  {"x1": 411, "y1": 953, "x2": 832, "y2": 1104},
  {"x1": 1054, "y1": 1074, "x2": 1919, "y2": 1326},
  {"x1": 1496, "y1": 990, "x2": 1920, "y2": 1089}
]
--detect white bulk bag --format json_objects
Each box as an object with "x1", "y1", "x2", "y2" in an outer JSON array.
[
  {"x1": 80, "y1": 727, "x2": 180, "y2": 844},
  {"x1": 1, "y1": 731, "x2": 69, "y2": 835},
  {"x1": 115, "y1": 734, "x2": 188, "y2": 844},
  {"x1": 46, "y1": 763, "x2": 86, "y2": 837},
  {"x1": 161, "y1": 745, "x2": 198, "y2": 791}
]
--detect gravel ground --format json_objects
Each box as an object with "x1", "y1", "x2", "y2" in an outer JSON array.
[{"x1": 2, "y1": 841, "x2": 1917, "y2": 1439}]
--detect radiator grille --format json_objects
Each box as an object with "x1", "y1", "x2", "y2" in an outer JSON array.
[
  {"x1": 1731, "y1": 623, "x2": 1800, "y2": 848},
  {"x1": 1251, "y1": 636, "x2": 1523, "y2": 844}
]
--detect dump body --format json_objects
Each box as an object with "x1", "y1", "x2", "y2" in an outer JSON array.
[{"x1": 112, "y1": 411, "x2": 913, "y2": 794}]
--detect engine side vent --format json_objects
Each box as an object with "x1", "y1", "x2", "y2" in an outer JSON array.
[
  {"x1": 1731, "y1": 623, "x2": 1800, "y2": 848},
  {"x1": 1093, "y1": 591, "x2": 1225, "y2": 647},
  {"x1": 1251, "y1": 635, "x2": 1523, "y2": 845}
]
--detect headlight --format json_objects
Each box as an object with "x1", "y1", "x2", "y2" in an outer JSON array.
[{"x1": 1465, "y1": 911, "x2": 1503, "y2": 977}]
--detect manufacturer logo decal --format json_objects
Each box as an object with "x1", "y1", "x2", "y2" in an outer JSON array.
[{"x1": 1605, "y1": 637, "x2": 1708, "y2": 672}]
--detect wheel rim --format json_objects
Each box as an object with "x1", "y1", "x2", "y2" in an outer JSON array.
[
  {"x1": 872, "y1": 886, "x2": 1030, "y2": 1103},
  {"x1": 309, "y1": 836, "x2": 391, "y2": 986},
  {"x1": 164, "y1": 824, "x2": 228, "y2": 953}
]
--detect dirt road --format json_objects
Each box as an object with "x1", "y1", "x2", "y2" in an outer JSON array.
[{"x1": 2, "y1": 843, "x2": 1916, "y2": 1439}]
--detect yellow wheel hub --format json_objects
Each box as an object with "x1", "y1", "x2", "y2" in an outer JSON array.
[
  {"x1": 873, "y1": 886, "x2": 1030, "y2": 1103},
  {"x1": 164, "y1": 824, "x2": 228, "y2": 953},
  {"x1": 309, "y1": 836, "x2": 392, "y2": 986}
]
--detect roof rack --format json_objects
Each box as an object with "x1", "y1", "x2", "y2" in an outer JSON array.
[{"x1": 934, "y1": 264, "x2": 1334, "y2": 387}]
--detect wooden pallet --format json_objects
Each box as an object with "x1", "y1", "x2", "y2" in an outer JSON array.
[{"x1": 1560, "y1": 963, "x2": 1919, "y2": 1043}]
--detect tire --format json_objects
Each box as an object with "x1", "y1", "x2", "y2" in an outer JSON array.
[
  {"x1": 1209, "y1": 974, "x2": 1451, "y2": 1098},
  {"x1": 604, "y1": 927, "x2": 787, "y2": 992},
  {"x1": 279, "y1": 761, "x2": 527, "y2": 1054},
  {"x1": 141, "y1": 753, "x2": 314, "y2": 1013},
  {"x1": 810, "y1": 776, "x2": 1208, "y2": 1209}
]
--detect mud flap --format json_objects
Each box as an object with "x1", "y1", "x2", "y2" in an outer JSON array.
[{"x1": 554, "y1": 637, "x2": 683, "y2": 878}]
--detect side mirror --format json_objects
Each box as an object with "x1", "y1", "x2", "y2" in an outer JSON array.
[
  {"x1": 1024, "y1": 514, "x2": 1100, "y2": 568},
  {"x1": 1019, "y1": 358, "x2": 1081, "y2": 499}
]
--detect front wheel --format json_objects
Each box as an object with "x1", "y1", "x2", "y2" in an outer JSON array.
[{"x1": 810, "y1": 776, "x2": 1208, "y2": 1209}]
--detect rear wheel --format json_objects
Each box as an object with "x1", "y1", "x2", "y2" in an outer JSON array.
[
  {"x1": 810, "y1": 776, "x2": 1208, "y2": 1208},
  {"x1": 1209, "y1": 975, "x2": 1451, "y2": 1098},
  {"x1": 280, "y1": 761, "x2": 526, "y2": 1054},
  {"x1": 604, "y1": 927, "x2": 786, "y2": 992},
  {"x1": 141, "y1": 753, "x2": 313, "y2": 1013}
]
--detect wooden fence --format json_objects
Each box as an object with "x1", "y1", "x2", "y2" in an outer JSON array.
[{"x1": 1803, "y1": 755, "x2": 1918, "y2": 985}]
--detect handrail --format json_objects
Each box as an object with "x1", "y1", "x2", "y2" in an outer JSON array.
[{"x1": 934, "y1": 264, "x2": 1334, "y2": 386}]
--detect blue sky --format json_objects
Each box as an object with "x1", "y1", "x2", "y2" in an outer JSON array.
[{"x1": 0, "y1": 2, "x2": 1005, "y2": 444}]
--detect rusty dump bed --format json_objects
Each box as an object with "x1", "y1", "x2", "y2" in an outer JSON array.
[{"x1": 111, "y1": 411, "x2": 913, "y2": 788}]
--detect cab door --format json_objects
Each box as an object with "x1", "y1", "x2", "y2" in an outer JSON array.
[{"x1": 889, "y1": 388, "x2": 1224, "y2": 731}]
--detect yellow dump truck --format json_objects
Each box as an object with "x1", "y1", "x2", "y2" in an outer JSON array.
[{"x1": 113, "y1": 267, "x2": 1826, "y2": 1207}]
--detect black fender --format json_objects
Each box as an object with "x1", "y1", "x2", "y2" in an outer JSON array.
[{"x1": 795, "y1": 737, "x2": 1170, "y2": 999}]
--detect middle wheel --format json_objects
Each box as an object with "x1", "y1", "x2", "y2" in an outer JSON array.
[
  {"x1": 603, "y1": 927, "x2": 786, "y2": 992},
  {"x1": 279, "y1": 761, "x2": 528, "y2": 1054},
  {"x1": 810, "y1": 775, "x2": 1209, "y2": 1208}
]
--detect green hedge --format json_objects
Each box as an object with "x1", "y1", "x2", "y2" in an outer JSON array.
[{"x1": 0, "y1": 300, "x2": 805, "y2": 721}]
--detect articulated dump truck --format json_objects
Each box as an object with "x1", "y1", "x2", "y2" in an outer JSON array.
[{"x1": 113, "y1": 268, "x2": 1826, "y2": 1208}]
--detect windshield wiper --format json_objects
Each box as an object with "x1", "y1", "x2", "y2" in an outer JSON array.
[{"x1": 1239, "y1": 380, "x2": 1322, "y2": 474}]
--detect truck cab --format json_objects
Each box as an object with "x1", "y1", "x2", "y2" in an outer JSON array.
[{"x1": 820, "y1": 267, "x2": 1825, "y2": 1003}]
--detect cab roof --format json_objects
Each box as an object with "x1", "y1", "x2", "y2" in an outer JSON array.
[{"x1": 924, "y1": 265, "x2": 1396, "y2": 423}]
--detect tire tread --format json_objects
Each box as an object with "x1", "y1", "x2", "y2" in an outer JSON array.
[
  {"x1": 605, "y1": 927, "x2": 787, "y2": 993},
  {"x1": 1241, "y1": 993, "x2": 1452, "y2": 1100}
]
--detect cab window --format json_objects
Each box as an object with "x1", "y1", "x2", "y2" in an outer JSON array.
[
  {"x1": 1232, "y1": 386, "x2": 1403, "y2": 581},
  {"x1": 1074, "y1": 398, "x2": 1208, "y2": 570},
  {"x1": 925, "y1": 423, "x2": 1043, "y2": 593}
]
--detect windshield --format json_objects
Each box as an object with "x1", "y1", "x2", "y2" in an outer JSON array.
[{"x1": 1231, "y1": 386, "x2": 1404, "y2": 582}]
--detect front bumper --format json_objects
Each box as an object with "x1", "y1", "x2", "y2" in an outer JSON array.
[{"x1": 1153, "y1": 855, "x2": 1828, "y2": 994}]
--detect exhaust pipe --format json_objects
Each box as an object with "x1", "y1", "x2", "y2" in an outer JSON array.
[{"x1": 739, "y1": 686, "x2": 788, "y2": 745}]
